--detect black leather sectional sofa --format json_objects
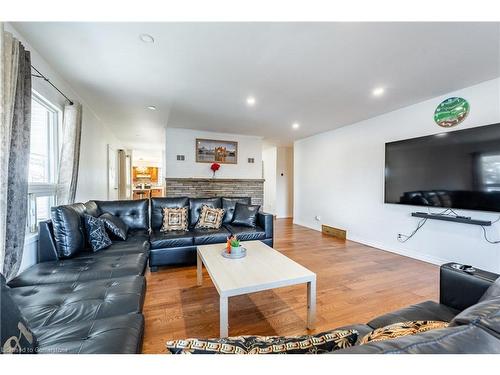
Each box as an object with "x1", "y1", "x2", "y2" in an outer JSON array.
[
  {"x1": 148, "y1": 197, "x2": 273, "y2": 270},
  {"x1": 2, "y1": 197, "x2": 273, "y2": 354},
  {"x1": 4, "y1": 199, "x2": 151, "y2": 354},
  {"x1": 336, "y1": 263, "x2": 500, "y2": 353}
]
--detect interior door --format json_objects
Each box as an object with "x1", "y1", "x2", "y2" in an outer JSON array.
[
  {"x1": 117, "y1": 149, "x2": 131, "y2": 200},
  {"x1": 107, "y1": 144, "x2": 118, "y2": 200}
]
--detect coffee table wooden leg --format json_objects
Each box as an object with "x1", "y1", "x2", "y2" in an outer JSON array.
[
  {"x1": 197, "y1": 253, "x2": 203, "y2": 286},
  {"x1": 307, "y1": 279, "x2": 316, "y2": 329},
  {"x1": 220, "y1": 296, "x2": 229, "y2": 337}
]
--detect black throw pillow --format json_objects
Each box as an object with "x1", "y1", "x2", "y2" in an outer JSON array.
[
  {"x1": 231, "y1": 203, "x2": 261, "y2": 228},
  {"x1": 83, "y1": 214, "x2": 112, "y2": 252},
  {"x1": 1, "y1": 274, "x2": 38, "y2": 354},
  {"x1": 100, "y1": 212, "x2": 129, "y2": 240}
]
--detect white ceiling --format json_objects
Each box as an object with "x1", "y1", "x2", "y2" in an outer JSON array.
[{"x1": 13, "y1": 22, "x2": 500, "y2": 146}]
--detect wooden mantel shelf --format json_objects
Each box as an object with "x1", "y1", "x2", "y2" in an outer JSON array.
[{"x1": 165, "y1": 177, "x2": 265, "y2": 182}]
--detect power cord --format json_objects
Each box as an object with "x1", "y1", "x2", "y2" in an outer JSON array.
[
  {"x1": 397, "y1": 207, "x2": 454, "y2": 243},
  {"x1": 481, "y1": 215, "x2": 500, "y2": 244},
  {"x1": 397, "y1": 217, "x2": 428, "y2": 243}
]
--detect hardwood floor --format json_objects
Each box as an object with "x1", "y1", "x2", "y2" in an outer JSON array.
[{"x1": 142, "y1": 218, "x2": 439, "y2": 353}]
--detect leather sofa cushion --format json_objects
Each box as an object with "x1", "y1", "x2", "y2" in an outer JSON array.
[
  {"x1": 84, "y1": 200, "x2": 100, "y2": 217},
  {"x1": 7, "y1": 253, "x2": 147, "y2": 287},
  {"x1": 231, "y1": 203, "x2": 260, "y2": 227},
  {"x1": 189, "y1": 198, "x2": 221, "y2": 227},
  {"x1": 151, "y1": 197, "x2": 190, "y2": 231},
  {"x1": 100, "y1": 212, "x2": 129, "y2": 240},
  {"x1": 34, "y1": 314, "x2": 144, "y2": 354},
  {"x1": 222, "y1": 197, "x2": 251, "y2": 224},
  {"x1": 149, "y1": 246, "x2": 197, "y2": 267},
  {"x1": 479, "y1": 275, "x2": 500, "y2": 302},
  {"x1": 75, "y1": 238, "x2": 149, "y2": 258},
  {"x1": 95, "y1": 199, "x2": 149, "y2": 230},
  {"x1": 450, "y1": 296, "x2": 500, "y2": 327},
  {"x1": 51, "y1": 204, "x2": 86, "y2": 258},
  {"x1": 475, "y1": 309, "x2": 500, "y2": 338},
  {"x1": 11, "y1": 276, "x2": 145, "y2": 329},
  {"x1": 334, "y1": 324, "x2": 500, "y2": 354},
  {"x1": 225, "y1": 224, "x2": 266, "y2": 241},
  {"x1": 367, "y1": 301, "x2": 459, "y2": 329},
  {"x1": 150, "y1": 230, "x2": 194, "y2": 249},
  {"x1": 192, "y1": 227, "x2": 231, "y2": 245},
  {"x1": 124, "y1": 229, "x2": 150, "y2": 243},
  {"x1": 1, "y1": 274, "x2": 38, "y2": 354}
]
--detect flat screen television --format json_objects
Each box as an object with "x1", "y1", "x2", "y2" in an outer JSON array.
[{"x1": 384, "y1": 123, "x2": 500, "y2": 213}]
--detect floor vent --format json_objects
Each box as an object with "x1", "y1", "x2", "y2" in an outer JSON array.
[{"x1": 321, "y1": 225, "x2": 346, "y2": 240}]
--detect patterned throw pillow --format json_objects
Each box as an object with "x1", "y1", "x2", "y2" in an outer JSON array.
[
  {"x1": 195, "y1": 205, "x2": 225, "y2": 229},
  {"x1": 360, "y1": 320, "x2": 449, "y2": 345},
  {"x1": 83, "y1": 214, "x2": 112, "y2": 252},
  {"x1": 161, "y1": 207, "x2": 189, "y2": 231},
  {"x1": 165, "y1": 329, "x2": 358, "y2": 354}
]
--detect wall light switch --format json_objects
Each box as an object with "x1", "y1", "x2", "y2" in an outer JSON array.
[
  {"x1": 176, "y1": 155, "x2": 185, "y2": 161},
  {"x1": 248, "y1": 158, "x2": 255, "y2": 163}
]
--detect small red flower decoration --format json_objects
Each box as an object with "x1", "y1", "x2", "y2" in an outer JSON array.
[{"x1": 210, "y1": 163, "x2": 221, "y2": 172}]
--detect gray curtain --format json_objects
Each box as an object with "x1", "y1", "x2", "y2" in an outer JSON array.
[
  {"x1": 56, "y1": 103, "x2": 82, "y2": 205},
  {"x1": 1, "y1": 30, "x2": 31, "y2": 280}
]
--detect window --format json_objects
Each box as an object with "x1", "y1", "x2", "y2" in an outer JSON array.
[
  {"x1": 480, "y1": 153, "x2": 500, "y2": 192},
  {"x1": 27, "y1": 92, "x2": 62, "y2": 233}
]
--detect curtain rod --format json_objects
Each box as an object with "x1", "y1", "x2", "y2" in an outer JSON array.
[{"x1": 31, "y1": 65, "x2": 74, "y2": 105}]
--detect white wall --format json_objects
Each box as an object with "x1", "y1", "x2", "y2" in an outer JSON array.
[
  {"x1": 276, "y1": 147, "x2": 294, "y2": 218},
  {"x1": 7, "y1": 23, "x2": 120, "y2": 203},
  {"x1": 165, "y1": 128, "x2": 263, "y2": 179},
  {"x1": 262, "y1": 146, "x2": 277, "y2": 214},
  {"x1": 294, "y1": 78, "x2": 500, "y2": 273},
  {"x1": 7, "y1": 23, "x2": 120, "y2": 273}
]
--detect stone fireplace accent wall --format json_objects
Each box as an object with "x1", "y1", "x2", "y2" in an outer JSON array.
[{"x1": 165, "y1": 178, "x2": 264, "y2": 206}]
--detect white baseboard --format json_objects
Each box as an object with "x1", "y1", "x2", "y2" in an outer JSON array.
[
  {"x1": 348, "y1": 235, "x2": 450, "y2": 267},
  {"x1": 291, "y1": 219, "x2": 451, "y2": 267}
]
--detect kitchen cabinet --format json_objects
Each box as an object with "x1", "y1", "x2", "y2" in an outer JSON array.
[{"x1": 132, "y1": 167, "x2": 159, "y2": 183}]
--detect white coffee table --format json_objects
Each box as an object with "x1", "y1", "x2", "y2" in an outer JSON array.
[{"x1": 196, "y1": 240, "x2": 316, "y2": 337}]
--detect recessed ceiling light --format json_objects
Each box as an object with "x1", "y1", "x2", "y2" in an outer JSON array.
[
  {"x1": 292, "y1": 122, "x2": 300, "y2": 129},
  {"x1": 246, "y1": 96, "x2": 256, "y2": 106},
  {"x1": 372, "y1": 87, "x2": 385, "y2": 97},
  {"x1": 147, "y1": 106, "x2": 156, "y2": 110},
  {"x1": 139, "y1": 34, "x2": 155, "y2": 43}
]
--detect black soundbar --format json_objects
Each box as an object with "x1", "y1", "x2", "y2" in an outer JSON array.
[{"x1": 411, "y1": 212, "x2": 492, "y2": 226}]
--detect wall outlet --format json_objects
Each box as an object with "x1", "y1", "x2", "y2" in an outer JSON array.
[{"x1": 315, "y1": 215, "x2": 321, "y2": 221}]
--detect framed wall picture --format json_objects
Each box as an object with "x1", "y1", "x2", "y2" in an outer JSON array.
[{"x1": 195, "y1": 138, "x2": 238, "y2": 164}]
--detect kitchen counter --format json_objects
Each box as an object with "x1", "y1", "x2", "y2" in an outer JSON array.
[{"x1": 132, "y1": 186, "x2": 164, "y2": 199}]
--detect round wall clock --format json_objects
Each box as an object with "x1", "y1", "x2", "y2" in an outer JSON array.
[{"x1": 434, "y1": 97, "x2": 470, "y2": 127}]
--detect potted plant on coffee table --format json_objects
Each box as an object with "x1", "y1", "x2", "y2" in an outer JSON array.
[{"x1": 230, "y1": 238, "x2": 242, "y2": 256}]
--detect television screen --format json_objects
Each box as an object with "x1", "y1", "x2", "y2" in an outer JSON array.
[{"x1": 384, "y1": 123, "x2": 500, "y2": 212}]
